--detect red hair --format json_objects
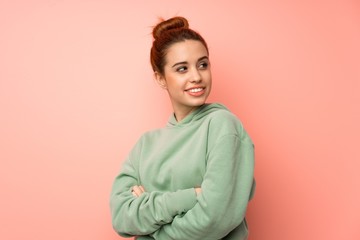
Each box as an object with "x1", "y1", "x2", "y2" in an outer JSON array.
[{"x1": 150, "y1": 16, "x2": 209, "y2": 74}]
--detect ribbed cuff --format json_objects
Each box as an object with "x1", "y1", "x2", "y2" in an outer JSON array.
[{"x1": 164, "y1": 188, "x2": 197, "y2": 216}]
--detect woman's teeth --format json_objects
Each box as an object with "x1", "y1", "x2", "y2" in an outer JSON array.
[{"x1": 188, "y1": 88, "x2": 203, "y2": 93}]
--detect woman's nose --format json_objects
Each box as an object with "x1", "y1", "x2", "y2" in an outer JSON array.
[{"x1": 190, "y1": 69, "x2": 201, "y2": 83}]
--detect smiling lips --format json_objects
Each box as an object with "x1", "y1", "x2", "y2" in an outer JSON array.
[{"x1": 185, "y1": 87, "x2": 206, "y2": 96}]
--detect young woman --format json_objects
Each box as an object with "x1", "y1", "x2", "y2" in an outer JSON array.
[{"x1": 110, "y1": 16, "x2": 256, "y2": 240}]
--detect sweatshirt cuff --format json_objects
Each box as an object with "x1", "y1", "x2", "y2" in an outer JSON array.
[{"x1": 164, "y1": 188, "x2": 197, "y2": 216}]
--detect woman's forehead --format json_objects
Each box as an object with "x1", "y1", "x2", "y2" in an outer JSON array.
[{"x1": 165, "y1": 40, "x2": 208, "y2": 64}]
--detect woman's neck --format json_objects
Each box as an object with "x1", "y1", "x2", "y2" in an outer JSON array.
[{"x1": 173, "y1": 105, "x2": 201, "y2": 122}]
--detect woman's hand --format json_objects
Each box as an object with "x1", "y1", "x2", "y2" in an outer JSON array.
[
  {"x1": 195, "y1": 187, "x2": 202, "y2": 195},
  {"x1": 132, "y1": 185, "x2": 145, "y2": 197}
]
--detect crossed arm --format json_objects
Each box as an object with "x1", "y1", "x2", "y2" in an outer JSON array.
[
  {"x1": 111, "y1": 134, "x2": 255, "y2": 240},
  {"x1": 132, "y1": 185, "x2": 201, "y2": 197}
]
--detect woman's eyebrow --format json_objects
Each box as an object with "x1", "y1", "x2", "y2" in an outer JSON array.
[
  {"x1": 198, "y1": 56, "x2": 209, "y2": 62},
  {"x1": 172, "y1": 61, "x2": 187, "y2": 68},
  {"x1": 171, "y1": 56, "x2": 209, "y2": 68}
]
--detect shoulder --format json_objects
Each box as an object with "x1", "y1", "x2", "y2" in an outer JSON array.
[
  {"x1": 209, "y1": 107, "x2": 239, "y2": 122},
  {"x1": 207, "y1": 106, "x2": 244, "y2": 131},
  {"x1": 206, "y1": 104, "x2": 252, "y2": 143}
]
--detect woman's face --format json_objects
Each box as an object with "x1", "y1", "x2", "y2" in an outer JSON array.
[{"x1": 155, "y1": 40, "x2": 212, "y2": 120}]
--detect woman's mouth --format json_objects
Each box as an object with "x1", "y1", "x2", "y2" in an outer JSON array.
[
  {"x1": 185, "y1": 87, "x2": 206, "y2": 96},
  {"x1": 188, "y1": 88, "x2": 204, "y2": 93}
]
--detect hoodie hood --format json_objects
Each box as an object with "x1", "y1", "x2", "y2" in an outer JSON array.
[{"x1": 167, "y1": 103, "x2": 229, "y2": 127}]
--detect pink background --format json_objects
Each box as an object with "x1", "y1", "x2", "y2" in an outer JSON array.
[{"x1": 1, "y1": 0, "x2": 359, "y2": 239}]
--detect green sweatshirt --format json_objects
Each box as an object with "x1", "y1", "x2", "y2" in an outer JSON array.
[{"x1": 110, "y1": 103, "x2": 255, "y2": 240}]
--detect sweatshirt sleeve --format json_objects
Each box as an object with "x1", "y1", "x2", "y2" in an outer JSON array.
[
  {"x1": 110, "y1": 138, "x2": 198, "y2": 237},
  {"x1": 151, "y1": 133, "x2": 255, "y2": 240}
]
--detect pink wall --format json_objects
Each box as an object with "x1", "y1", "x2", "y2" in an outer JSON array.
[{"x1": 1, "y1": 1, "x2": 359, "y2": 239}]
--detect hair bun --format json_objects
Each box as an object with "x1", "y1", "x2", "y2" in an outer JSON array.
[{"x1": 153, "y1": 16, "x2": 189, "y2": 40}]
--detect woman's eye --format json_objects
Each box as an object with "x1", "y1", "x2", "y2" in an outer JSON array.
[
  {"x1": 199, "y1": 62, "x2": 208, "y2": 69},
  {"x1": 176, "y1": 66, "x2": 187, "y2": 72}
]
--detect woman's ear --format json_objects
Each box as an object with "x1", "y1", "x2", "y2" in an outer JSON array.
[{"x1": 154, "y1": 71, "x2": 167, "y2": 89}]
